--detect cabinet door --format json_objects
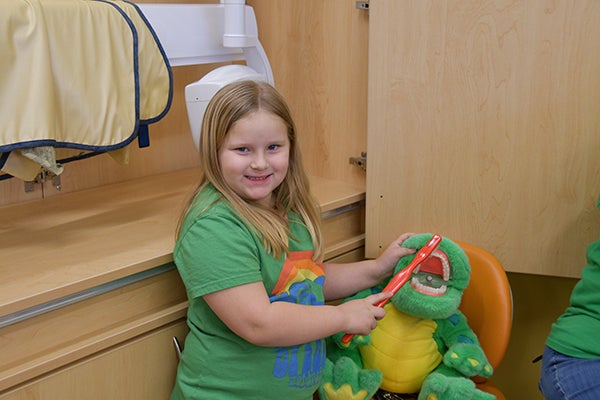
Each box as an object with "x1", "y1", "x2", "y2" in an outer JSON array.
[
  {"x1": 0, "y1": 322, "x2": 188, "y2": 400},
  {"x1": 365, "y1": 0, "x2": 600, "y2": 277}
]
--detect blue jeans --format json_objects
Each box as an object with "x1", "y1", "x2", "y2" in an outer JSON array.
[{"x1": 538, "y1": 346, "x2": 600, "y2": 400}]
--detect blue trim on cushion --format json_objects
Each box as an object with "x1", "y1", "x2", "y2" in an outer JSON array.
[
  {"x1": 0, "y1": 131, "x2": 140, "y2": 154},
  {"x1": 0, "y1": 0, "x2": 174, "y2": 178},
  {"x1": 122, "y1": 0, "x2": 174, "y2": 124},
  {"x1": 96, "y1": 0, "x2": 141, "y2": 145},
  {"x1": 0, "y1": 152, "x2": 8, "y2": 170},
  {"x1": 137, "y1": 124, "x2": 150, "y2": 148},
  {"x1": 0, "y1": 0, "x2": 140, "y2": 155}
]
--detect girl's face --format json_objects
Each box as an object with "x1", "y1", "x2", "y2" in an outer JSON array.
[{"x1": 218, "y1": 109, "x2": 290, "y2": 207}]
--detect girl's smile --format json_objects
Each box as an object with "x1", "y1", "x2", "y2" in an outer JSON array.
[{"x1": 218, "y1": 109, "x2": 290, "y2": 207}]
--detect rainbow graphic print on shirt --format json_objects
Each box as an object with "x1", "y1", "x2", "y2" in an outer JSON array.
[{"x1": 269, "y1": 250, "x2": 327, "y2": 389}]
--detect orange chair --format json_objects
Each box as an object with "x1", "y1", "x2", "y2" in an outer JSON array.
[{"x1": 457, "y1": 241, "x2": 513, "y2": 400}]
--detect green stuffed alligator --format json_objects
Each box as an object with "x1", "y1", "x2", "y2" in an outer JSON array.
[{"x1": 318, "y1": 233, "x2": 494, "y2": 400}]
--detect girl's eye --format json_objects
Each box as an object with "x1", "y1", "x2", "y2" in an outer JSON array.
[
  {"x1": 235, "y1": 147, "x2": 249, "y2": 153},
  {"x1": 267, "y1": 144, "x2": 280, "y2": 151}
]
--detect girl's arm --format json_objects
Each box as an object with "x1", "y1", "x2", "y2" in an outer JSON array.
[
  {"x1": 322, "y1": 232, "x2": 416, "y2": 301},
  {"x1": 203, "y1": 282, "x2": 392, "y2": 347}
]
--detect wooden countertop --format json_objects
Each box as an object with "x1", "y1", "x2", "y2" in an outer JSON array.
[{"x1": 0, "y1": 168, "x2": 364, "y2": 318}]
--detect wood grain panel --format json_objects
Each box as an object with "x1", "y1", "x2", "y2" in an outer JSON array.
[
  {"x1": 249, "y1": 0, "x2": 369, "y2": 187},
  {"x1": 0, "y1": 168, "x2": 365, "y2": 318},
  {"x1": 366, "y1": 0, "x2": 600, "y2": 277},
  {"x1": 0, "y1": 168, "x2": 200, "y2": 317}
]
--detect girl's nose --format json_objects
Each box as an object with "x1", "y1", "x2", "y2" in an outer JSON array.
[{"x1": 250, "y1": 153, "x2": 269, "y2": 170}]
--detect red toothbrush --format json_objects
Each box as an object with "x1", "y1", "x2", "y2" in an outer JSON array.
[{"x1": 340, "y1": 233, "x2": 442, "y2": 345}]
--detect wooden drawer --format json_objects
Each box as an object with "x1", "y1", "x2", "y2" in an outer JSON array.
[
  {"x1": 326, "y1": 247, "x2": 365, "y2": 263},
  {"x1": 0, "y1": 321, "x2": 188, "y2": 400},
  {"x1": 322, "y1": 201, "x2": 365, "y2": 261},
  {"x1": 0, "y1": 266, "x2": 187, "y2": 394}
]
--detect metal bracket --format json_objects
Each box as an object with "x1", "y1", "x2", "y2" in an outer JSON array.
[
  {"x1": 23, "y1": 169, "x2": 63, "y2": 193},
  {"x1": 51, "y1": 173, "x2": 62, "y2": 191},
  {"x1": 355, "y1": 1, "x2": 369, "y2": 11},
  {"x1": 349, "y1": 151, "x2": 367, "y2": 171},
  {"x1": 23, "y1": 180, "x2": 38, "y2": 193}
]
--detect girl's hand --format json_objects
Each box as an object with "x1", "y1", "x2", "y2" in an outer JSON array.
[
  {"x1": 337, "y1": 291, "x2": 392, "y2": 336},
  {"x1": 374, "y1": 232, "x2": 417, "y2": 280},
  {"x1": 322, "y1": 232, "x2": 417, "y2": 302}
]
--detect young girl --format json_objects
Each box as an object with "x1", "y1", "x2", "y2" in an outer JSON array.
[{"x1": 171, "y1": 80, "x2": 415, "y2": 400}]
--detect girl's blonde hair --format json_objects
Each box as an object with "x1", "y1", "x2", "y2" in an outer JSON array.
[{"x1": 178, "y1": 80, "x2": 323, "y2": 261}]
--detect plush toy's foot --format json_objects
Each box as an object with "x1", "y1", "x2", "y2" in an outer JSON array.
[
  {"x1": 418, "y1": 372, "x2": 495, "y2": 400},
  {"x1": 318, "y1": 357, "x2": 382, "y2": 400}
]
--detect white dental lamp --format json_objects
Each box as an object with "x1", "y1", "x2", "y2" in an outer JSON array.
[{"x1": 137, "y1": 0, "x2": 275, "y2": 151}]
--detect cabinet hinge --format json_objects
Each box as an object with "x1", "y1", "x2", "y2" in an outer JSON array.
[
  {"x1": 349, "y1": 151, "x2": 367, "y2": 171},
  {"x1": 23, "y1": 169, "x2": 62, "y2": 193},
  {"x1": 355, "y1": 1, "x2": 369, "y2": 11}
]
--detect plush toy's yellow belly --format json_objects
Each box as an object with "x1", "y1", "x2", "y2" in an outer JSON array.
[{"x1": 359, "y1": 304, "x2": 442, "y2": 393}]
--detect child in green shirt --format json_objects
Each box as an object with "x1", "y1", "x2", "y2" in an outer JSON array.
[
  {"x1": 538, "y1": 193, "x2": 600, "y2": 400},
  {"x1": 171, "y1": 80, "x2": 416, "y2": 400}
]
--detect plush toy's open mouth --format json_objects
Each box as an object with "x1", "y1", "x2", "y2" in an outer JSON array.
[{"x1": 410, "y1": 249, "x2": 450, "y2": 296}]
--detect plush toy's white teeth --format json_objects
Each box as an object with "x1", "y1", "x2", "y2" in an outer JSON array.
[
  {"x1": 435, "y1": 250, "x2": 450, "y2": 280},
  {"x1": 411, "y1": 277, "x2": 447, "y2": 296},
  {"x1": 409, "y1": 250, "x2": 450, "y2": 296},
  {"x1": 413, "y1": 250, "x2": 450, "y2": 279}
]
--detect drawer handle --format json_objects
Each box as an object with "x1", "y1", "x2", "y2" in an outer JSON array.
[
  {"x1": 321, "y1": 200, "x2": 364, "y2": 220},
  {"x1": 173, "y1": 336, "x2": 183, "y2": 360}
]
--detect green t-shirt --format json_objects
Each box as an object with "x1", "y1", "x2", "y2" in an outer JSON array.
[
  {"x1": 545, "y1": 235, "x2": 600, "y2": 359},
  {"x1": 171, "y1": 184, "x2": 326, "y2": 400}
]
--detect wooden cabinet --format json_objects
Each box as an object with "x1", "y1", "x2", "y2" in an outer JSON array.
[
  {"x1": 0, "y1": 168, "x2": 365, "y2": 398},
  {"x1": 0, "y1": 266, "x2": 187, "y2": 395},
  {"x1": 365, "y1": 0, "x2": 600, "y2": 278}
]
